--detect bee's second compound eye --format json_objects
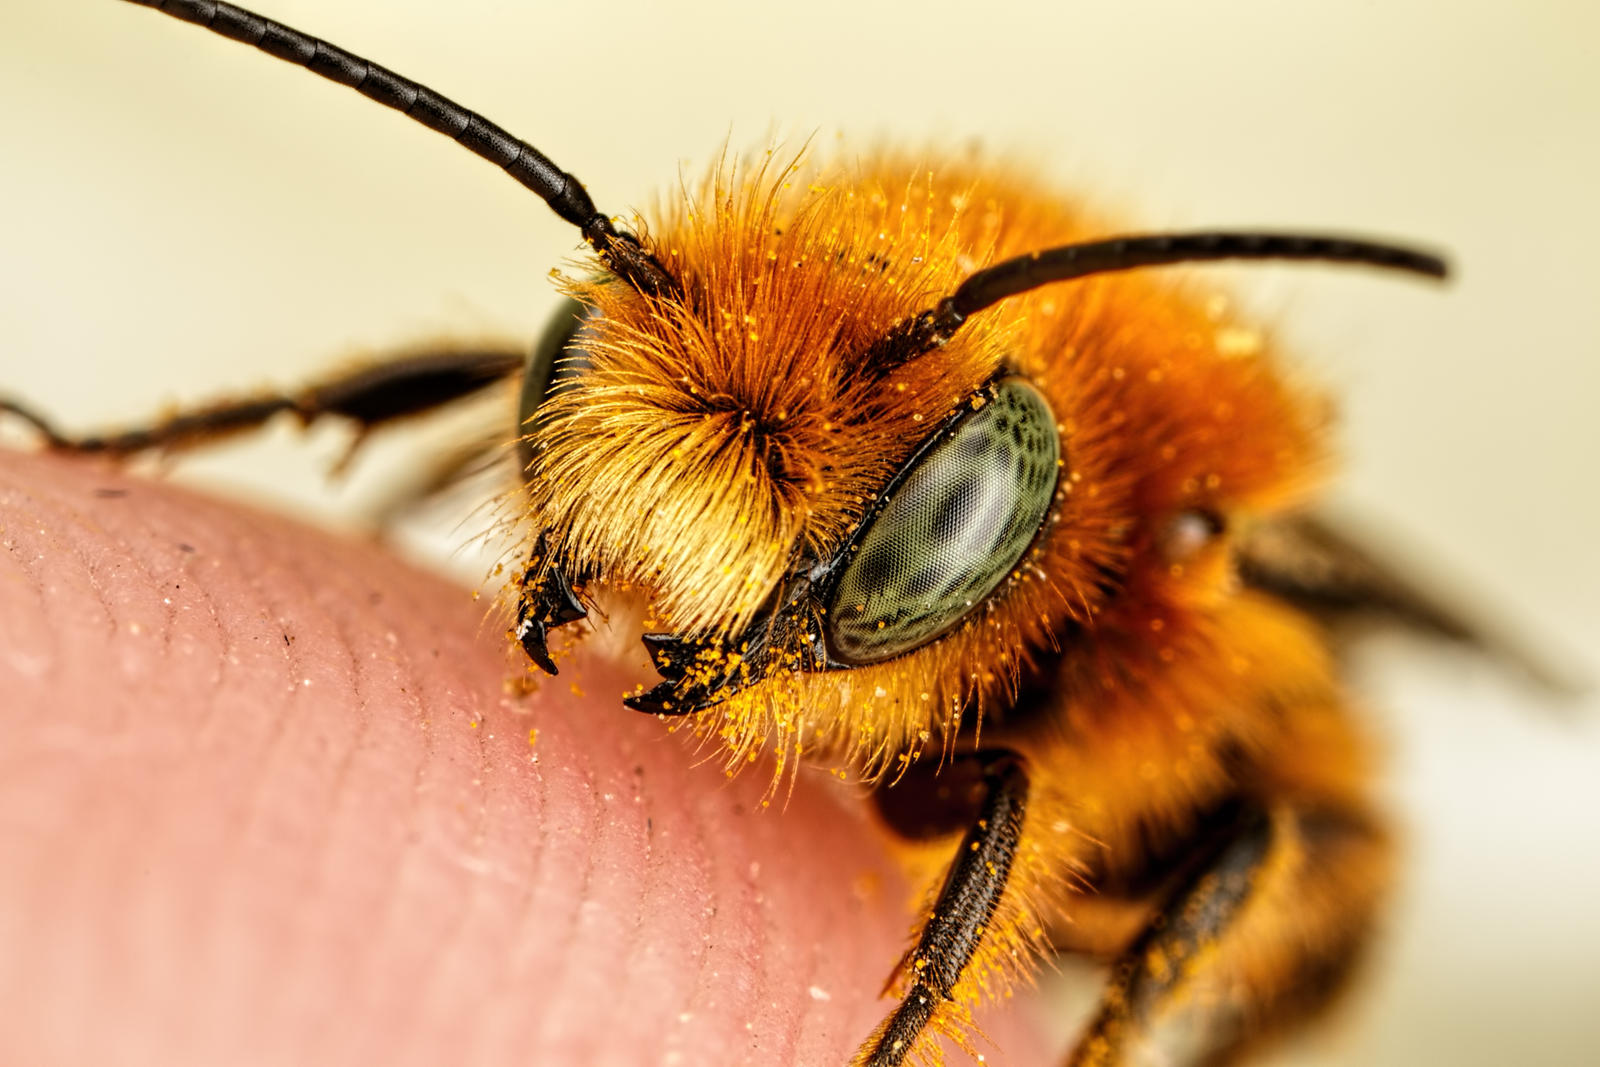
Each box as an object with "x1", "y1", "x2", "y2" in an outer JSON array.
[
  {"x1": 825, "y1": 378, "x2": 1060, "y2": 664},
  {"x1": 517, "y1": 299, "x2": 598, "y2": 476}
]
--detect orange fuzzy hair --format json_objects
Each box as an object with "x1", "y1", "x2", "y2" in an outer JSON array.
[{"x1": 520, "y1": 147, "x2": 1329, "y2": 786}]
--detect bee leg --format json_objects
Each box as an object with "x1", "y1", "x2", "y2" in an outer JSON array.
[
  {"x1": 360, "y1": 430, "x2": 511, "y2": 527},
  {"x1": 1066, "y1": 803, "x2": 1389, "y2": 1067},
  {"x1": 854, "y1": 751, "x2": 1029, "y2": 1067},
  {"x1": 512, "y1": 532, "x2": 589, "y2": 676},
  {"x1": 1, "y1": 346, "x2": 524, "y2": 459}
]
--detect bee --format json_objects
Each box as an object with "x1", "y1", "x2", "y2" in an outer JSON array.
[{"x1": 4, "y1": 2, "x2": 1591, "y2": 1065}]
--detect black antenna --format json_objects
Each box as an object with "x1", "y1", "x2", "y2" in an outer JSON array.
[
  {"x1": 121, "y1": 0, "x2": 677, "y2": 298},
  {"x1": 861, "y1": 231, "x2": 1449, "y2": 374}
]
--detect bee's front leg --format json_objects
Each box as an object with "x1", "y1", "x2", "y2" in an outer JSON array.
[{"x1": 853, "y1": 750, "x2": 1030, "y2": 1066}]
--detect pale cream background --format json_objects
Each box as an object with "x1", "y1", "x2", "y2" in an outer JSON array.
[{"x1": 3, "y1": 1, "x2": 1597, "y2": 1064}]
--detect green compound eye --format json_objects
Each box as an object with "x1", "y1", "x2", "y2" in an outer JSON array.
[{"x1": 826, "y1": 378, "x2": 1060, "y2": 665}]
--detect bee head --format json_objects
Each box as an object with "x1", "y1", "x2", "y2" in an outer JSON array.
[
  {"x1": 511, "y1": 154, "x2": 1444, "y2": 780},
  {"x1": 520, "y1": 157, "x2": 1014, "y2": 642}
]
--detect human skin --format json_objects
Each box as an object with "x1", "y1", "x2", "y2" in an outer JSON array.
[{"x1": 0, "y1": 449, "x2": 1050, "y2": 1066}]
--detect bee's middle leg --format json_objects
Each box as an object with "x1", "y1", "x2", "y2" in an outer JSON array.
[{"x1": 1065, "y1": 802, "x2": 1391, "y2": 1067}]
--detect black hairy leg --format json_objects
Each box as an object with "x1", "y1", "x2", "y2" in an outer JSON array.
[
  {"x1": 2, "y1": 346, "x2": 524, "y2": 460},
  {"x1": 855, "y1": 751, "x2": 1030, "y2": 1066},
  {"x1": 1065, "y1": 803, "x2": 1389, "y2": 1067}
]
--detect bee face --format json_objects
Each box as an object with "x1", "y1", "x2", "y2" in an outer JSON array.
[
  {"x1": 514, "y1": 155, "x2": 1333, "y2": 772},
  {"x1": 522, "y1": 158, "x2": 1014, "y2": 639}
]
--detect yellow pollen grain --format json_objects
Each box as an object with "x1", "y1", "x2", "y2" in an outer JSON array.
[{"x1": 1215, "y1": 325, "x2": 1263, "y2": 358}]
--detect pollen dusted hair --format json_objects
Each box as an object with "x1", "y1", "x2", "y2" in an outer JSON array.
[{"x1": 519, "y1": 149, "x2": 1330, "y2": 785}]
